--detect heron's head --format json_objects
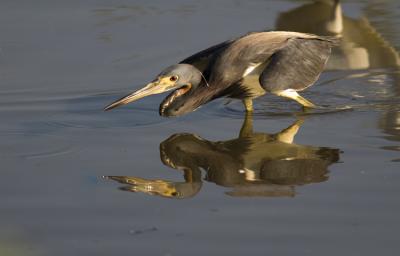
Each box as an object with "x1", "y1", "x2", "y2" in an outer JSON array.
[
  {"x1": 104, "y1": 64, "x2": 206, "y2": 116},
  {"x1": 160, "y1": 133, "x2": 212, "y2": 170}
]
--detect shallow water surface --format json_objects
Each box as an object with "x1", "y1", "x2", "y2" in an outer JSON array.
[{"x1": 1, "y1": 0, "x2": 400, "y2": 255}]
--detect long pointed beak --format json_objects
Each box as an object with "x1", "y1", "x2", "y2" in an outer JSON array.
[
  {"x1": 104, "y1": 80, "x2": 173, "y2": 111},
  {"x1": 104, "y1": 82, "x2": 158, "y2": 111}
]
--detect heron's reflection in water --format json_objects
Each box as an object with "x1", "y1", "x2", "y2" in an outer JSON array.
[{"x1": 107, "y1": 114, "x2": 340, "y2": 199}]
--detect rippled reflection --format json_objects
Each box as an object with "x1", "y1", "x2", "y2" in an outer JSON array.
[
  {"x1": 107, "y1": 114, "x2": 340, "y2": 198},
  {"x1": 276, "y1": 0, "x2": 400, "y2": 155}
]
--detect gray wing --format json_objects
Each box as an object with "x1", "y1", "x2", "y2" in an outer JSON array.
[
  {"x1": 260, "y1": 37, "x2": 337, "y2": 93},
  {"x1": 179, "y1": 40, "x2": 234, "y2": 72},
  {"x1": 179, "y1": 31, "x2": 267, "y2": 74}
]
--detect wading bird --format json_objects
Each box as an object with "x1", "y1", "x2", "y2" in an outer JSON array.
[{"x1": 104, "y1": 31, "x2": 338, "y2": 116}]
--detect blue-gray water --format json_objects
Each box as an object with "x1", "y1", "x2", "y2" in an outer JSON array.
[{"x1": 1, "y1": 0, "x2": 400, "y2": 255}]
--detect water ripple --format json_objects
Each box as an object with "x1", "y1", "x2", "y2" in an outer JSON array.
[
  {"x1": 1, "y1": 68, "x2": 400, "y2": 134},
  {"x1": 0, "y1": 132, "x2": 74, "y2": 159}
]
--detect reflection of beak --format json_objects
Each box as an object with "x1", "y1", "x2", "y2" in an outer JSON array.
[
  {"x1": 104, "y1": 78, "x2": 176, "y2": 111},
  {"x1": 105, "y1": 176, "x2": 180, "y2": 198}
]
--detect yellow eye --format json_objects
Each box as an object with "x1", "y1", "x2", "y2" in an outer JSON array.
[{"x1": 170, "y1": 75, "x2": 178, "y2": 82}]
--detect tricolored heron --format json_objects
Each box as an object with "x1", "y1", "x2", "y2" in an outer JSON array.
[{"x1": 104, "y1": 31, "x2": 338, "y2": 116}]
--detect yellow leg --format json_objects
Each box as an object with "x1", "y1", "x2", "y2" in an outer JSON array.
[
  {"x1": 276, "y1": 89, "x2": 316, "y2": 108},
  {"x1": 239, "y1": 111, "x2": 254, "y2": 138},
  {"x1": 242, "y1": 98, "x2": 254, "y2": 112}
]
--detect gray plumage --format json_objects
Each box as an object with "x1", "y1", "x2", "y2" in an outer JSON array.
[
  {"x1": 182, "y1": 31, "x2": 337, "y2": 93},
  {"x1": 259, "y1": 36, "x2": 335, "y2": 92}
]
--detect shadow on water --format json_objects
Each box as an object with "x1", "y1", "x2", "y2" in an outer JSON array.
[
  {"x1": 276, "y1": 0, "x2": 400, "y2": 156},
  {"x1": 106, "y1": 113, "x2": 341, "y2": 199}
]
